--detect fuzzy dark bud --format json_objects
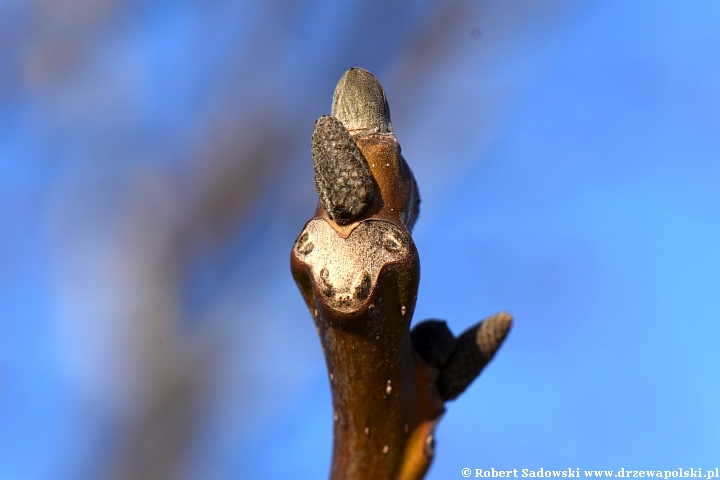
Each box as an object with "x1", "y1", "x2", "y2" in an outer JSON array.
[{"x1": 311, "y1": 115, "x2": 374, "y2": 225}]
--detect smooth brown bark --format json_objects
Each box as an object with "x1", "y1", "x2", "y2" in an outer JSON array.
[{"x1": 291, "y1": 68, "x2": 511, "y2": 480}]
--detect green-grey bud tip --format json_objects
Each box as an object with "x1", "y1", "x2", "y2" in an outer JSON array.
[{"x1": 331, "y1": 68, "x2": 392, "y2": 136}]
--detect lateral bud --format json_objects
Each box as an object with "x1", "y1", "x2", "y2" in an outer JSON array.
[{"x1": 437, "y1": 312, "x2": 513, "y2": 401}]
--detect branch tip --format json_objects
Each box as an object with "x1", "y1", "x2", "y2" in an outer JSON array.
[{"x1": 332, "y1": 67, "x2": 392, "y2": 136}]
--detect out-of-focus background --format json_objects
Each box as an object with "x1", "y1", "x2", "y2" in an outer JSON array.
[{"x1": 2, "y1": 1, "x2": 719, "y2": 478}]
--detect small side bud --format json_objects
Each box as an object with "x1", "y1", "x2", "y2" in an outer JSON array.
[
  {"x1": 437, "y1": 312, "x2": 512, "y2": 401},
  {"x1": 411, "y1": 320, "x2": 456, "y2": 368},
  {"x1": 332, "y1": 68, "x2": 392, "y2": 136}
]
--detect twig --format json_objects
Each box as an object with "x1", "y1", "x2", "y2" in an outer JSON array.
[{"x1": 291, "y1": 68, "x2": 512, "y2": 480}]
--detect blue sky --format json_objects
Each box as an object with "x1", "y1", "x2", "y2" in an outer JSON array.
[{"x1": 1, "y1": 1, "x2": 719, "y2": 479}]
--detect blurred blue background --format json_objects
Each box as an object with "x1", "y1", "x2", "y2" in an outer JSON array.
[{"x1": 1, "y1": 1, "x2": 719, "y2": 478}]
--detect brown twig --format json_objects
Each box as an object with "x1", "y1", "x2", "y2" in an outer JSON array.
[{"x1": 291, "y1": 68, "x2": 512, "y2": 480}]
